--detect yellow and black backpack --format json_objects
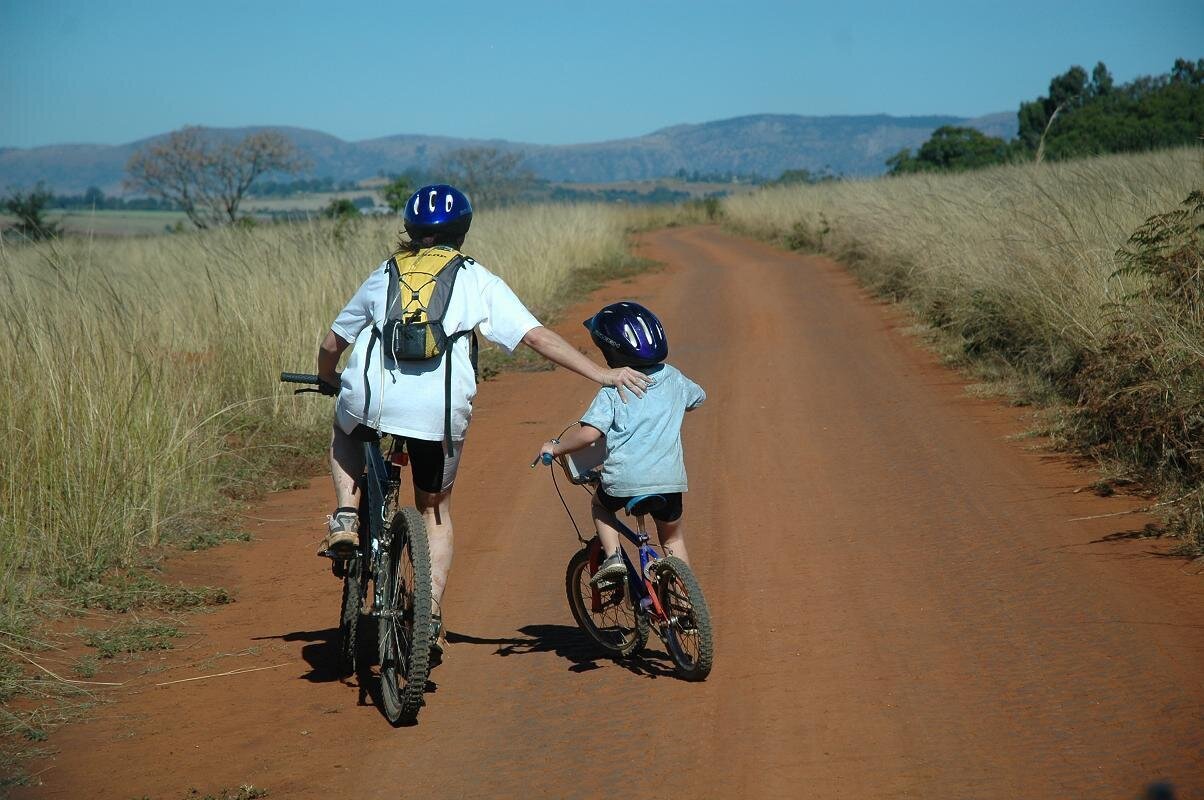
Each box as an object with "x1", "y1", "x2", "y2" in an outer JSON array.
[{"x1": 368, "y1": 245, "x2": 478, "y2": 455}]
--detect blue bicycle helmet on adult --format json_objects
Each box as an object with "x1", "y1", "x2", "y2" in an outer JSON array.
[
  {"x1": 583, "y1": 301, "x2": 668, "y2": 367},
  {"x1": 404, "y1": 184, "x2": 473, "y2": 241}
]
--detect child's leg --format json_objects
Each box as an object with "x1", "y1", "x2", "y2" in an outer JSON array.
[
  {"x1": 590, "y1": 495, "x2": 623, "y2": 556},
  {"x1": 654, "y1": 516, "x2": 689, "y2": 566}
]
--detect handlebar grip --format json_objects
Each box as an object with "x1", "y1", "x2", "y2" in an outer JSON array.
[{"x1": 280, "y1": 372, "x2": 319, "y2": 384}]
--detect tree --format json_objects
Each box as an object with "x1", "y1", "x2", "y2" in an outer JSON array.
[
  {"x1": 322, "y1": 198, "x2": 361, "y2": 220},
  {"x1": 886, "y1": 127, "x2": 1010, "y2": 175},
  {"x1": 436, "y1": 147, "x2": 535, "y2": 208},
  {"x1": 125, "y1": 127, "x2": 306, "y2": 228},
  {"x1": 82, "y1": 186, "x2": 106, "y2": 207},
  {"x1": 1090, "y1": 62, "x2": 1114, "y2": 96},
  {"x1": 2, "y1": 183, "x2": 60, "y2": 240},
  {"x1": 1171, "y1": 57, "x2": 1204, "y2": 84},
  {"x1": 382, "y1": 175, "x2": 413, "y2": 214},
  {"x1": 770, "y1": 167, "x2": 838, "y2": 185}
]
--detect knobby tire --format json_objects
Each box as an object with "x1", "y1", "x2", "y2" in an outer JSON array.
[
  {"x1": 652, "y1": 556, "x2": 714, "y2": 681},
  {"x1": 378, "y1": 506, "x2": 434, "y2": 724},
  {"x1": 337, "y1": 555, "x2": 363, "y2": 676}
]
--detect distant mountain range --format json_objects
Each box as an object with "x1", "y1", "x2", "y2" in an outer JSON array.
[{"x1": 0, "y1": 112, "x2": 1017, "y2": 194}]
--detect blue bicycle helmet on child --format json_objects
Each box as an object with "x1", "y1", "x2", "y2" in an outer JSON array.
[
  {"x1": 584, "y1": 301, "x2": 668, "y2": 367},
  {"x1": 404, "y1": 184, "x2": 473, "y2": 240}
]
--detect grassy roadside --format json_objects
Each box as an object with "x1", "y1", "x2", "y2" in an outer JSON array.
[
  {"x1": 723, "y1": 147, "x2": 1204, "y2": 556},
  {"x1": 0, "y1": 203, "x2": 669, "y2": 777}
]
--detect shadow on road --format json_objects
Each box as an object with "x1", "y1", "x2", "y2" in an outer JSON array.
[
  {"x1": 447, "y1": 623, "x2": 679, "y2": 679},
  {"x1": 256, "y1": 617, "x2": 438, "y2": 726},
  {"x1": 253, "y1": 626, "x2": 346, "y2": 683}
]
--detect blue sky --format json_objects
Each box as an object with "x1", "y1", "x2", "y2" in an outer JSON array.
[{"x1": 1, "y1": 0, "x2": 1200, "y2": 148}]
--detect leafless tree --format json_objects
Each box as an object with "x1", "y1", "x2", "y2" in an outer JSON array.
[
  {"x1": 437, "y1": 147, "x2": 535, "y2": 208},
  {"x1": 125, "y1": 127, "x2": 306, "y2": 228}
]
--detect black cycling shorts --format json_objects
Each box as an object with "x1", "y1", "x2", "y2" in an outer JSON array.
[
  {"x1": 596, "y1": 488, "x2": 683, "y2": 523},
  {"x1": 347, "y1": 425, "x2": 461, "y2": 494}
]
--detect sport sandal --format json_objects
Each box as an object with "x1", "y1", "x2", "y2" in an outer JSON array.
[
  {"x1": 429, "y1": 613, "x2": 446, "y2": 669},
  {"x1": 590, "y1": 552, "x2": 626, "y2": 587},
  {"x1": 320, "y1": 509, "x2": 359, "y2": 556}
]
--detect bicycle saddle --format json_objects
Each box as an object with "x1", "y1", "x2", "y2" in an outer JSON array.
[{"x1": 625, "y1": 494, "x2": 667, "y2": 517}]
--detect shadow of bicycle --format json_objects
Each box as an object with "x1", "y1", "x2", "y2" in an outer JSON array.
[
  {"x1": 255, "y1": 616, "x2": 439, "y2": 726},
  {"x1": 446, "y1": 623, "x2": 679, "y2": 679}
]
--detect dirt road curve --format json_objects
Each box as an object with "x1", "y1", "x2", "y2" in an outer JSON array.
[{"x1": 20, "y1": 227, "x2": 1204, "y2": 799}]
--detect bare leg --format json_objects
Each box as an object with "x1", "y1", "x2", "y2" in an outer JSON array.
[
  {"x1": 590, "y1": 495, "x2": 624, "y2": 556},
  {"x1": 416, "y1": 487, "x2": 454, "y2": 612},
  {"x1": 330, "y1": 425, "x2": 364, "y2": 511},
  {"x1": 655, "y1": 517, "x2": 689, "y2": 566}
]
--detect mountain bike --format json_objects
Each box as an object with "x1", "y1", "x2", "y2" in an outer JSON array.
[
  {"x1": 281, "y1": 372, "x2": 434, "y2": 724},
  {"x1": 534, "y1": 440, "x2": 714, "y2": 680}
]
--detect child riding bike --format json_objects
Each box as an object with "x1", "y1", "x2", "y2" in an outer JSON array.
[{"x1": 537, "y1": 302, "x2": 705, "y2": 586}]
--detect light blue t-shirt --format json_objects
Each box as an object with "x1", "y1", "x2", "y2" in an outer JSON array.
[{"x1": 579, "y1": 363, "x2": 706, "y2": 496}]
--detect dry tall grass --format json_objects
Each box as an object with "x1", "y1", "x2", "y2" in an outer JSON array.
[
  {"x1": 0, "y1": 204, "x2": 638, "y2": 629},
  {"x1": 724, "y1": 147, "x2": 1204, "y2": 550}
]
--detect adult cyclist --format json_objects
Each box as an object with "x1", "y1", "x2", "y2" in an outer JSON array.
[{"x1": 315, "y1": 184, "x2": 651, "y2": 661}]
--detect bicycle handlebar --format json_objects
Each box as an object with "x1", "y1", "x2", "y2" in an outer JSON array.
[
  {"x1": 529, "y1": 452, "x2": 555, "y2": 469},
  {"x1": 280, "y1": 372, "x2": 320, "y2": 384},
  {"x1": 279, "y1": 371, "x2": 337, "y2": 396}
]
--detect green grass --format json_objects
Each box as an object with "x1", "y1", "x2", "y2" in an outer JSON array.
[
  {"x1": 79, "y1": 620, "x2": 181, "y2": 659},
  {"x1": 70, "y1": 574, "x2": 232, "y2": 613}
]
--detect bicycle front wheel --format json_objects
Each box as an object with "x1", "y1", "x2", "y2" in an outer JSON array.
[
  {"x1": 651, "y1": 557, "x2": 714, "y2": 681},
  {"x1": 337, "y1": 555, "x2": 363, "y2": 676},
  {"x1": 378, "y1": 506, "x2": 434, "y2": 724},
  {"x1": 565, "y1": 545, "x2": 647, "y2": 657}
]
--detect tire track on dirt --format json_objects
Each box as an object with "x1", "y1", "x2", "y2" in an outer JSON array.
[{"x1": 17, "y1": 227, "x2": 1204, "y2": 799}]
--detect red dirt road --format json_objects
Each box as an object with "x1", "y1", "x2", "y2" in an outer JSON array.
[{"x1": 18, "y1": 227, "x2": 1204, "y2": 799}]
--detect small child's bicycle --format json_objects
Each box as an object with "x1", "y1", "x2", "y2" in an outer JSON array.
[
  {"x1": 534, "y1": 438, "x2": 714, "y2": 680},
  {"x1": 281, "y1": 372, "x2": 434, "y2": 724}
]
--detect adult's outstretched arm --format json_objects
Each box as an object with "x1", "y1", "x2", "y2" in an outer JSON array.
[{"x1": 521, "y1": 326, "x2": 652, "y2": 402}]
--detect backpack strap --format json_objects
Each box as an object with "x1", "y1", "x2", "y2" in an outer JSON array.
[
  {"x1": 444, "y1": 329, "x2": 475, "y2": 457},
  {"x1": 383, "y1": 256, "x2": 401, "y2": 321},
  {"x1": 362, "y1": 258, "x2": 399, "y2": 423},
  {"x1": 427, "y1": 253, "x2": 466, "y2": 324}
]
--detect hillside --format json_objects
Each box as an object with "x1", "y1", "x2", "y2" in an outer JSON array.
[{"x1": 0, "y1": 112, "x2": 1016, "y2": 193}]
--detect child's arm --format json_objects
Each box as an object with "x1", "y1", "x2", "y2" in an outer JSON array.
[{"x1": 539, "y1": 423, "x2": 604, "y2": 462}]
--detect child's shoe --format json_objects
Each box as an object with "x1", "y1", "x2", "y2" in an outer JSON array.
[{"x1": 590, "y1": 551, "x2": 626, "y2": 587}]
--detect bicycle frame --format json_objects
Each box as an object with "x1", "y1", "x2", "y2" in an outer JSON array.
[
  {"x1": 361, "y1": 438, "x2": 402, "y2": 617},
  {"x1": 586, "y1": 511, "x2": 670, "y2": 624}
]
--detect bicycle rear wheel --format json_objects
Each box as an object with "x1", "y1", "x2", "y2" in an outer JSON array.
[
  {"x1": 378, "y1": 506, "x2": 434, "y2": 724},
  {"x1": 337, "y1": 555, "x2": 363, "y2": 676},
  {"x1": 652, "y1": 557, "x2": 714, "y2": 681},
  {"x1": 565, "y1": 545, "x2": 647, "y2": 657}
]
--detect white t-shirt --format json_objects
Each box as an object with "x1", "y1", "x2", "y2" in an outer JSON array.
[{"x1": 331, "y1": 253, "x2": 541, "y2": 441}]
